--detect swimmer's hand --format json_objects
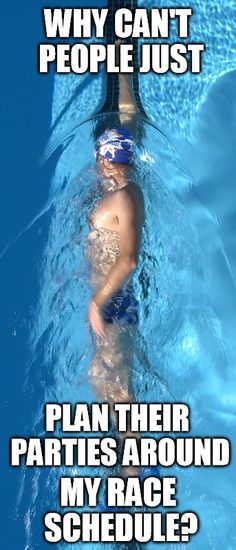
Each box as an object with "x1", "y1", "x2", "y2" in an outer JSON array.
[{"x1": 88, "y1": 300, "x2": 106, "y2": 339}]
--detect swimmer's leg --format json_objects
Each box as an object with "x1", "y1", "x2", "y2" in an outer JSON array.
[
  {"x1": 89, "y1": 324, "x2": 140, "y2": 476},
  {"x1": 89, "y1": 323, "x2": 136, "y2": 408}
]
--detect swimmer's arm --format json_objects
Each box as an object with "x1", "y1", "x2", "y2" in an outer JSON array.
[
  {"x1": 92, "y1": 192, "x2": 141, "y2": 308},
  {"x1": 116, "y1": 41, "x2": 138, "y2": 135},
  {"x1": 118, "y1": 73, "x2": 137, "y2": 114},
  {"x1": 116, "y1": 41, "x2": 137, "y2": 113},
  {"x1": 118, "y1": 73, "x2": 138, "y2": 138}
]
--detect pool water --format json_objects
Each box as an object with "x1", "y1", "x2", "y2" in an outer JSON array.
[
  {"x1": 24, "y1": 115, "x2": 236, "y2": 548},
  {"x1": 2, "y1": 0, "x2": 236, "y2": 549}
]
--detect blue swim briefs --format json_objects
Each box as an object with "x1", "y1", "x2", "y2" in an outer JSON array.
[{"x1": 102, "y1": 289, "x2": 139, "y2": 326}]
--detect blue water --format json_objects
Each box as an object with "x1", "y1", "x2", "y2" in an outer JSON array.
[{"x1": 1, "y1": 0, "x2": 236, "y2": 549}]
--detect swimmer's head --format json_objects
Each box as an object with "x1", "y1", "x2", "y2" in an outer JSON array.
[{"x1": 96, "y1": 128, "x2": 135, "y2": 164}]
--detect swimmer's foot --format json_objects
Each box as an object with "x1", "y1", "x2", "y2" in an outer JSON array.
[
  {"x1": 121, "y1": 464, "x2": 161, "y2": 479},
  {"x1": 121, "y1": 465, "x2": 141, "y2": 478}
]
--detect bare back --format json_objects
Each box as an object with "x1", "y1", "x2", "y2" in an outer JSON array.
[{"x1": 91, "y1": 182, "x2": 144, "y2": 242}]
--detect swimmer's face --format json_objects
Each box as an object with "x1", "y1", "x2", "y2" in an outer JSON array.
[
  {"x1": 96, "y1": 155, "x2": 120, "y2": 192},
  {"x1": 96, "y1": 153, "x2": 130, "y2": 192},
  {"x1": 96, "y1": 154, "x2": 116, "y2": 177},
  {"x1": 96, "y1": 153, "x2": 128, "y2": 179}
]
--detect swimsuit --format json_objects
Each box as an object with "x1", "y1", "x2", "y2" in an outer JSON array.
[
  {"x1": 86, "y1": 222, "x2": 139, "y2": 327},
  {"x1": 102, "y1": 287, "x2": 139, "y2": 326}
]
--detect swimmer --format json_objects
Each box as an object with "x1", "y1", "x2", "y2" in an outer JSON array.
[{"x1": 86, "y1": 47, "x2": 144, "y2": 448}]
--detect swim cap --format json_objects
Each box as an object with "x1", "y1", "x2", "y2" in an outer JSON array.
[{"x1": 96, "y1": 128, "x2": 135, "y2": 164}]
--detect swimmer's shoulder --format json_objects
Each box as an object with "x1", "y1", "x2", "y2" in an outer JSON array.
[
  {"x1": 116, "y1": 181, "x2": 143, "y2": 201},
  {"x1": 115, "y1": 182, "x2": 144, "y2": 222}
]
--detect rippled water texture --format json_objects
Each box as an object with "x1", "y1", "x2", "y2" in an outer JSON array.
[
  {"x1": 50, "y1": 0, "x2": 236, "y2": 141},
  {"x1": 22, "y1": 105, "x2": 236, "y2": 549},
  {"x1": 11, "y1": 1, "x2": 236, "y2": 549}
]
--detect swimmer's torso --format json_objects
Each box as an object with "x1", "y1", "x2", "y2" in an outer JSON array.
[{"x1": 86, "y1": 182, "x2": 144, "y2": 289}]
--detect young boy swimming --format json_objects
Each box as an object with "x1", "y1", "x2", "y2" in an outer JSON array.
[{"x1": 87, "y1": 63, "x2": 144, "y2": 415}]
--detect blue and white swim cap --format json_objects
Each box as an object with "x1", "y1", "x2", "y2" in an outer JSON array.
[{"x1": 96, "y1": 127, "x2": 135, "y2": 164}]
